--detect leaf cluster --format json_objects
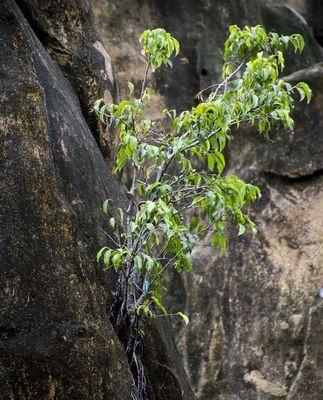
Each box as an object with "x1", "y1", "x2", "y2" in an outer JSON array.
[
  {"x1": 140, "y1": 28, "x2": 179, "y2": 70},
  {"x1": 95, "y1": 27, "x2": 311, "y2": 323}
]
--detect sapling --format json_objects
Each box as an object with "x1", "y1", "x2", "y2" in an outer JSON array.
[{"x1": 94, "y1": 25, "x2": 311, "y2": 398}]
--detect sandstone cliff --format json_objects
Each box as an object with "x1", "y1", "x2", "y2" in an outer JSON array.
[
  {"x1": 94, "y1": 1, "x2": 323, "y2": 399},
  {"x1": 0, "y1": 0, "x2": 322, "y2": 399}
]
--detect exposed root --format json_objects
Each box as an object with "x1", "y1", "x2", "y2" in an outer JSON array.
[{"x1": 107, "y1": 283, "x2": 150, "y2": 400}]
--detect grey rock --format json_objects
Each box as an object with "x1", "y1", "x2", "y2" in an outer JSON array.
[
  {"x1": 93, "y1": 1, "x2": 323, "y2": 399},
  {"x1": 0, "y1": 1, "x2": 194, "y2": 399}
]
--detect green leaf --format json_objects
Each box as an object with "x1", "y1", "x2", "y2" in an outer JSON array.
[
  {"x1": 103, "y1": 249, "x2": 113, "y2": 267},
  {"x1": 296, "y1": 82, "x2": 312, "y2": 103},
  {"x1": 145, "y1": 255, "x2": 155, "y2": 272},
  {"x1": 207, "y1": 153, "x2": 216, "y2": 171},
  {"x1": 127, "y1": 81, "x2": 135, "y2": 96},
  {"x1": 173, "y1": 38, "x2": 180, "y2": 55},
  {"x1": 115, "y1": 147, "x2": 127, "y2": 172},
  {"x1": 215, "y1": 151, "x2": 225, "y2": 173},
  {"x1": 139, "y1": 28, "x2": 179, "y2": 70},
  {"x1": 93, "y1": 98, "x2": 104, "y2": 113},
  {"x1": 212, "y1": 233, "x2": 228, "y2": 253},
  {"x1": 146, "y1": 201, "x2": 155, "y2": 216},
  {"x1": 102, "y1": 199, "x2": 110, "y2": 215},
  {"x1": 128, "y1": 136, "x2": 138, "y2": 152},
  {"x1": 238, "y1": 223, "x2": 246, "y2": 236},
  {"x1": 117, "y1": 208, "x2": 124, "y2": 224},
  {"x1": 177, "y1": 311, "x2": 189, "y2": 325},
  {"x1": 179, "y1": 253, "x2": 192, "y2": 272},
  {"x1": 97, "y1": 247, "x2": 107, "y2": 262},
  {"x1": 189, "y1": 216, "x2": 200, "y2": 231},
  {"x1": 98, "y1": 104, "x2": 106, "y2": 123},
  {"x1": 152, "y1": 296, "x2": 167, "y2": 315},
  {"x1": 247, "y1": 218, "x2": 257, "y2": 235},
  {"x1": 96, "y1": 26, "x2": 311, "y2": 325},
  {"x1": 109, "y1": 217, "x2": 116, "y2": 229},
  {"x1": 137, "y1": 183, "x2": 146, "y2": 197},
  {"x1": 148, "y1": 182, "x2": 162, "y2": 193},
  {"x1": 111, "y1": 253, "x2": 122, "y2": 271},
  {"x1": 134, "y1": 255, "x2": 143, "y2": 271}
]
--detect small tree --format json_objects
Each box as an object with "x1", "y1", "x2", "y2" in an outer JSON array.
[{"x1": 95, "y1": 25, "x2": 311, "y2": 397}]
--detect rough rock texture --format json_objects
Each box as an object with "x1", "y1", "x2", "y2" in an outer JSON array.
[
  {"x1": 142, "y1": 319, "x2": 195, "y2": 400},
  {"x1": 93, "y1": 1, "x2": 323, "y2": 399},
  {"x1": 225, "y1": 62, "x2": 323, "y2": 179},
  {"x1": 1, "y1": 0, "x2": 322, "y2": 398},
  {"x1": 94, "y1": 0, "x2": 322, "y2": 110},
  {"x1": 180, "y1": 162, "x2": 323, "y2": 399},
  {"x1": 287, "y1": 301, "x2": 323, "y2": 399},
  {"x1": 282, "y1": 0, "x2": 323, "y2": 45},
  {"x1": 18, "y1": 0, "x2": 116, "y2": 159},
  {"x1": 0, "y1": 1, "x2": 132, "y2": 398},
  {"x1": 0, "y1": 1, "x2": 194, "y2": 399}
]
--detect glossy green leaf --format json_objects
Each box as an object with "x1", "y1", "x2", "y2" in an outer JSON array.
[{"x1": 177, "y1": 312, "x2": 189, "y2": 325}]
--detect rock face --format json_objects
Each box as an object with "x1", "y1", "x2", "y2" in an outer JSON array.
[
  {"x1": 0, "y1": 1, "x2": 132, "y2": 398},
  {"x1": 18, "y1": 0, "x2": 116, "y2": 159},
  {"x1": 93, "y1": 1, "x2": 323, "y2": 399},
  {"x1": 0, "y1": 1, "x2": 194, "y2": 399},
  {"x1": 94, "y1": 0, "x2": 322, "y2": 109},
  {"x1": 1, "y1": 0, "x2": 322, "y2": 398},
  {"x1": 281, "y1": 0, "x2": 323, "y2": 46}
]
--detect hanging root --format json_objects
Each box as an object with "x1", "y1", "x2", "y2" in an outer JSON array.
[
  {"x1": 107, "y1": 283, "x2": 150, "y2": 400},
  {"x1": 129, "y1": 339, "x2": 148, "y2": 400}
]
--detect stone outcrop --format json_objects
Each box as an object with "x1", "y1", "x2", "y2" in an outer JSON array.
[
  {"x1": 0, "y1": 1, "x2": 194, "y2": 399},
  {"x1": 18, "y1": 0, "x2": 116, "y2": 159},
  {"x1": 93, "y1": 1, "x2": 323, "y2": 399},
  {"x1": 1, "y1": 0, "x2": 322, "y2": 398},
  {"x1": 0, "y1": 1, "x2": 131, "y2": 398},
  {"x1": 282, "y1": 0, "x2": 323, "y2": 46}
]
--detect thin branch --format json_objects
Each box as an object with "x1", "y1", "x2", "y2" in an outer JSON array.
[
  {"x1": 195, "y1": 58, "x2": 245, "y2": 99},
  {"x1": 140, "y1": 58, "x2": 150, "y2": 100}
]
